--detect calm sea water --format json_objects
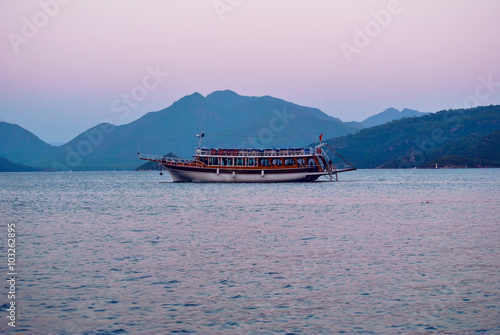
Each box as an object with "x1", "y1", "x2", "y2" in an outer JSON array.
[{"x1": 1, "y1": 169, "x2": 499, "y2": 334}]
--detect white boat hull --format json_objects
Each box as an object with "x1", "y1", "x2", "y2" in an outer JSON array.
[{"x1": 163, "y1": 165, "x2": 325, "y2": 183}]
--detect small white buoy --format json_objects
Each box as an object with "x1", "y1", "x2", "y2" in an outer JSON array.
[
  {"x1": 261, "y1": 170, "x2": 265, "y2": 177},
  {"x1": 216, "y1": 168, "x2": 219, "y2": 175}
]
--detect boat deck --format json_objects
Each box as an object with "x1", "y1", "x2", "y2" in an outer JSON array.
[
  {"x1": 138, "y1": 143, "x2": 356, "y2": 182},
  {"x1": 195, "y1": 147, "x2": 314, "y2": 157}
]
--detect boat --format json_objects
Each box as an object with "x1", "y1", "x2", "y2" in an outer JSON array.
[{"x1": 138, "y1": 136, "x2": 356, "y2": 183}]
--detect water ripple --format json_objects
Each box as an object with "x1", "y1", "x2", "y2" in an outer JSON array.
[{"x1": 0, "y1": 170, "x2": 499, "y2": 334}]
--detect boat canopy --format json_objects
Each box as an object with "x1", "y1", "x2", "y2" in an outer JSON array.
[{"x1": 195, "y1": 147, "x2": 314, "y2": 157}]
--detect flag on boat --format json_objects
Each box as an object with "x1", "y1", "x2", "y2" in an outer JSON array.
[{"x1": 319, "y1": 133, "x2": 323, "y2": 142}]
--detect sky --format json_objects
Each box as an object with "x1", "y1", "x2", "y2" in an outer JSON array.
[{"x1": 1, "y1": 0, "x2": 499, "y2": 144}]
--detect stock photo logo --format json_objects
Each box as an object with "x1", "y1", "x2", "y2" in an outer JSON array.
[
  {"x1": 51, "y1": 64, "x2": 168, "y2": 171},
  {"x1": 237, "y1": 106, "x2": 296, "y2": 148},
  {"x1": 110, "y1": 65, "x2": 169, "y2": 122},
  {"x1": 7, "y1": 0, "x2": 72, "y2": 54},
  {"x1": 213, "y1": 0, "x2": 244, "y2": 21},
  {"x1": 339, "y1": 0, "x2": 409, "y2": 63},
  {"x1": 2, "y1": 1, "x2": 500, "y2": 334},
  {"x1": 397, "y1": 74, "x2": 500, "y2": 169}
]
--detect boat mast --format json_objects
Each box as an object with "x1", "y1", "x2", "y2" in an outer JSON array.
[{"x1": 196, "y1": 132, "x2": 205, "y2": 147}]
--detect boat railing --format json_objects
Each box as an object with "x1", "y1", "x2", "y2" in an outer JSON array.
[
  {"x1": 195, "y1": 147, "x2": 313, "y2": 157},
  {"x1": 313, "y1": 143, "x2": 357, "y2": 179},
  {"x1": 331, "y1": 163, "x2": 356, "y2": 172},
  {"x1": 138, "y1": 154, "x2": 193, "y2": 165}
]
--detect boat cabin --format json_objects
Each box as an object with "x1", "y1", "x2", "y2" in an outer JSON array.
[{"x1": 193, "y1": 147, "x2": 324, "y2": 169}]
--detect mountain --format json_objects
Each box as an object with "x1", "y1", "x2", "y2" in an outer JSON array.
[
  {"x1": 4, "y1": 91, "x2": 497, "y2": 171},
  {"x1": 0, "y1": 122, "x2": 56, "y2": 165},
  {"x1": 1, "y1": 90, "x2": 358, "y2": 170},
  {"x1": 0, "y1": 157, "x2": 49, "y2": 172},
  {"x1": 421, "y1": 129, "x2": 500, "y2": 168},
  {"x1": 343, "y1": 121, "x2": 365, "y2": 130},
  {"x1": 324, "y1": 105, "x2": 500, "y2": 169},
  {"x1": 361, "y1": 108, "x2": 427, "y2": 128}
]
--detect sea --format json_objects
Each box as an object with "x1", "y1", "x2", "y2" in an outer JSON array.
[{"x1": 0, "y1": 169, "x2": 499, "y2": 334}]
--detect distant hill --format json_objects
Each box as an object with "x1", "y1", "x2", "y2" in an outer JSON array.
[
  {"x1": 421, "y1": 155, "x2": 500, "y2": 169},
  {"x1": 2, "y1": 91, "x2": 498, "y2": 171},
  {"x1": 343, "y1": 121, "x2": 365, "y2": 130},
  {"x1": 0, "y1": 90, "x2": 358, "y2": 170},
  {"x1": 421, "y1": 129, "x2": 500, "y2": 168},
  {"x1": 324, "y1": 105, "x2": 500, "y2": 169},
  {"x1": 0, "y1": 157, "x2": 49, "y2": 172},
  {"x1": 360, "y1": 108, "x2": 427, "y2": 128},
  {"x1": 0, "y1": 122, "x2": 56, "y2": 165}
]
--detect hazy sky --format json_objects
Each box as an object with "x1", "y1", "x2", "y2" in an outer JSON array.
[{"x1": 1, "y1": 0, "x2": 499, "y2": 144}]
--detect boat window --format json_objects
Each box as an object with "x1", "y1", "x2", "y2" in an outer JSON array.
[
  {"x1": 221, "y1": 158, "x2": 227, "y2": 166},
  {"x1": 307, "y1": 158, "x2": 317, "y2": 166},
  {"x1": 259, "y1": 158, "x2": 270, "y2": 167},
  {"x1": 284, "y1": 158, "x2": 295, "y2": 166},
  {"x1": 248, "y1": 158, "x2": 255, "y2": 166},
  {"x1": 297, "y1": 158, "x2": 306, "y2": 167},
  {"x1": 237, "y1": 158, "x2": 245, "y2": 166},
  {"x1": 227, "y1": 158, "x2": 233, "y2": 166},
  {"x1": 209, "y1": 157, "x2": 218, "y2": 166},
  {"x1": 272, "y1": 158, "x2": 283, "y2": 166}
]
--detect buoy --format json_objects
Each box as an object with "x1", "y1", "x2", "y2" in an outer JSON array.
[{"x1": 261, "y1": 170, "x2": 265, "y2": 177}]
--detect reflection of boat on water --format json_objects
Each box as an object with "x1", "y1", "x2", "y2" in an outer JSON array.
[{"x1": 138, "y1": 135, "x2": 356, "y2": 183}]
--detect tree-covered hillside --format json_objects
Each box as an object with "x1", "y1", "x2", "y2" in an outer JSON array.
[{"x1": 325, "y1": 105, "x2": 500, "y2": 168}]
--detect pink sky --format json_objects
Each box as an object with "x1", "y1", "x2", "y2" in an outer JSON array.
[{"x1": 1, "y1": 0, "x2": 499, "y2": 144}]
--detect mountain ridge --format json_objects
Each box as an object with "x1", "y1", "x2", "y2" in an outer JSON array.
[
  {"x1": 0, "y1": 156, "x2": 51, "y2": 172},
  {"x1": 324, "y1": 105, "x2": 500, "y2": 169},
  {"x1": 2, "y1": 90, "x2": 496, "y2": 171},
  {"x1": 358, "y1": 107, "x2": 427, "y2": 128},
  {"x1": 0, "y1": 90, "x2": 358, "y2": 170},
  {"x1": 0, "y1": 121, "x2": 56, "y2": 165}
]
